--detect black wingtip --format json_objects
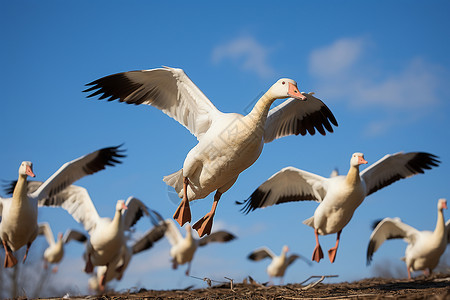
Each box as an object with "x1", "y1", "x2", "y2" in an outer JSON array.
[{"x1": 371, "y1": 218, "x2": 384, "y2": 230}]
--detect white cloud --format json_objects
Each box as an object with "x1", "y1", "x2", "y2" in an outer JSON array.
[
  {"x1": 308, "y1": 37, "x2": 445, "y2": 136},
  {"x1": 212, "y1": 36, "x2": 275, "y2": 78}
]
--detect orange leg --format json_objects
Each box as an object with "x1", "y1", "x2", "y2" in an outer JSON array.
[
  {"x1": 193, "y1": 191, "x2": 221, "y2": 237},
  {"x1": 328, "y1": 230, "x2": 341, "y2": 263},
  {"x1": 22, "y1": 242, "x2": 31, "y2": 264},
  {"x1": 2, "y1": 240, "x2": 18, "y2": 268},
  {"x1": 407, "y1": 266, "x2": 412, "y2": 280},
  {"x1": 173, "y1": 177, "x2": 192, "y2": 226},
  {"x1": 312, "y1": 229, "x2": 324, "y2": 263},
  {"x1": 99, "y1": 263, "x2": 109, "y2": 292}
]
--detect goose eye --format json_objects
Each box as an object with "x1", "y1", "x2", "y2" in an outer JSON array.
[{"x1": 282, "y1": 81, "x2": 285, "y2": 85}]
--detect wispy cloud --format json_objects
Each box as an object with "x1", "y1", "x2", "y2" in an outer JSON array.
[
  {"x1": 212, "y1": 36, "x2": 275, "y2": 78},
  {"x1": 309, "y1": 37, "x2": 445, "y2": 136}
]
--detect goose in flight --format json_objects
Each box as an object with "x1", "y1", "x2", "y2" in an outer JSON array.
[
  {"x1": 367, "y1": 198, "x2": 449, "y2": 279},
  {"x1": 248, "y1": 245, "x2": 310, "y2": 284},
  {"x1": 89, "y1": 217, "x2": 167, "y2": 292},
  {"x1": 37, "y1": 222, "x2": 87, "y2": 272},
  {"x1": 163, "y1": 218, "x2": 236, "y2": 275},
  {"x1": 238, "y1": 152, "x2": 440, "y2": 263},
  {"x1": 0, "y1": 145, "x2": 124, "y2": 268},
  {"x1": 84, "y1": 66, "x2": 338, "y2": 237}
]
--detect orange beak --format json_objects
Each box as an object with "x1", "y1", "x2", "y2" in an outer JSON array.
[
  {"x1": 443, "y1": 201, "x2": 448, "y2": 210},
  {"x1": 26, "y1": 165, "x2": 36, "y2": 177},
  {"x1": 288, "y1": 82, "x2": 306, "y2": 100},
  {"x1": 358, "y1": 157, "x2": 368, "y2": 165},
  {"x1": 122, "y1": 203, "x2": 128, "y2": 210}
]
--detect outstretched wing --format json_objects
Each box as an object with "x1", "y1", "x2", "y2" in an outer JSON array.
[
  {"x1": 84, "y1": 67, "x2": 223, "y2": 141},
  {"x1": 38, "y1": 222, "x2": 55, "y2": 246},
  {"x1": 248, "y1": 247, "x2": 276, "y2": 261},
  {"x1": 163, "y1": 219, "x2": 183, "y2": 246},
  {"x1": 123, "y1": 196, "x2": 150, "y2": 231},
  {"x1": 30, "y1": 145, "x2": 125, "y2": 201},
  {"x1": 198, "y1": 231, "x2": 236, "y2": 247},
  {"x1": 238, "y1": 166, "x2": 327, "y2": 214},
  {"x1": 131, "y1": 222, "x2": 167, "y2": 254},
  {"x1": 361, "y1": 152, "x2": 440, "y2": 196},
  {"x1": 366, "y1": 217, "x2": 419, "y2": 265},
  {"x1": 264, "y1": 93, "x2": 338, "y2": 143},
  {"x1": 62, "y1": 229, "x2": 87, "y2": 244}
]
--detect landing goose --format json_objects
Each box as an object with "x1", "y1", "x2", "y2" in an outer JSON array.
[
  {"x1": 248, "y1": 245, "x2": 310, "y2": 284},
  {"x1": 0, "y1": 145, "x2": 124, "y2": 268},
  {"x1": 38, "y1": 222, "x2": 86, "y2": 272},
  {"x1": 84, "y1": 66, "x2": 338, "y2": 237},
  {"x1": 89, "y1": 218, "x2": 167, "y2": 292},
  {"x1": 239, "y1": 152, "x2": 440, "y2": 263},
  {"x1": 367, "y1": 198, "x2": 449, "y2": 279},
  {"x1": 163, "y1": 218, "x2": 236, "y2": 275}
]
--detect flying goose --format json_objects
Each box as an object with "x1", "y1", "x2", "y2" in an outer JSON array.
[
  {"x1": 239, "y1": 152, "x2": 440, "y2": 263},
  {"x1": 248, "y1": 245, "x2": 310, "y2": 284},
  {"x1": 367, "y1": 198, "x2": 449, "y2": 279},
  {"x1": 163, "y1": 218, "x2": 236, "y2": 275},
  {"x1": 0, "y1": 145, "x2": 124, "y2": 268},
  {"x1": 38, "y1": 222, "x2": 87, "y2": 272},
  {"x1": 84, "y1": 66, "x2": 338, "y2": 237}
]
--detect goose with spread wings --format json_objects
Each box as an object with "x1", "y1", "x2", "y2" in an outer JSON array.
[
  {"x1": 248, "y1": 245, "x2": 310, "y2": 284},
  {"x1": 163, "y1": 218, "x2": 236, "y2": 275},
  {"x1": 84, "y1": 66, "x2": 338, "y2": 237},
  {"x1": 367, "y1": 198, "x2": 449, "y2": 279},
  {"x1": 0, "y1": 145, "x2": 124, "y2": 268},
  {"x1": 239, "y1": 152, "x2": 440, "y2": 263},
  {"x1": 37, "y1": 222, "x2": 87, "y2": 272}
]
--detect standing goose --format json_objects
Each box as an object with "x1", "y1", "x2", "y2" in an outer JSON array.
[
  {"x1": 238, "y1": 152, "x2": 440, "y2": 263},
  {"x1": 38, "y1": 222, "x2": 87, "y2": 272},
  {"x1": 248, "y1": 245, "x2": 310, "y2": 284},
  {"x1": 163, "y1": 219, "x2": 236, "y2": 275},
  {"x1": 84, "y1": 66, "x2": 338, "y2": 237},
  {"x1": 367, "y1": 198, "x2": 449, "y2": 279},
  {"x1": 0, "y1": 145, "x2": 124, "y2": 268},
  {"x1": 89, "y1": 218, "x2": 167, "y2": 292}
]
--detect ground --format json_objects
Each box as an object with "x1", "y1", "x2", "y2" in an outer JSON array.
[{"x1": 55, "y1": 273, "x2": 450, "y2": 299}]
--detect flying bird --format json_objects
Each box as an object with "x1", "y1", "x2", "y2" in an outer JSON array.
[
  {"x1": 367, "y1": 198, "x2": 449, "y2": 279},
  {"x1": 84, "y1": 66, "x2": 338, "y2": 237},
  {"x1": 248, "y1": 245, "x2": 311, "y2": 284},
  {"x1": 238, "y1": 152, "x2": 440, "y2": 263},
  {"x1": 0, "y1": 145, "x2": 124, "y2": 268}
]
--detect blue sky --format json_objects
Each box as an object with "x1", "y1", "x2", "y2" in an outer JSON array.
[{"x1": 2, "y1": 0, "x2": 450, "y2": 297}]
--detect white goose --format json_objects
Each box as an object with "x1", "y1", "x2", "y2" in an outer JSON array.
[
  {"x1": 239, "y1": 152, "x2": 440, "y2": 263},
  {"x1": 84, "y1": 66, "x2": 338, "y2": 237},
  {"x1": 248, "y1": 245, "x2": 310, "y2": 284},
  {"x1": 38, "y1": 222, "x2": 87, "y2": 272},
  {"x1": 367, "y1": 198, "x2": 449, "y2": 279},
  {"x1": 164, "y1": 219, "x2": 236, "y2": 275},
  {"x1": 0, "y1": 145, "x2": 124, "y2": 268},
  {"x1": 36, "y1": 182, "x2": 150, "y2": 290},
  {"x1": 89, "y1": 220, "x2": 167, "y2": 292}
]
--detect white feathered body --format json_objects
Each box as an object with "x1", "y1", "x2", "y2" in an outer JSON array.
[
  {"x1": 267, "y1": 254, "x2": 288, "y2": 278},
  {"x1": 166, "y1": 113, "x2": 264, "y2": 201},
  {"x1": 304, "y1": 175, "x2": 366, "y2": 235},
  {"x1": 405, "y1": 230, "x2": 447, "y2": 272},
  {"x1": 43, "y1": 240, "x2": 64, "y2": 264},
  {"x1": 87, "y1": 217, "x2": 125, "y2": 266},
  {"x1": 170, "y1": 235, "x2": 197, "y2": 265}
]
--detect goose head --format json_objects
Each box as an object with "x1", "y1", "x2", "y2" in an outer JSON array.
[
  {"x1": 19, "y1": 161, "x2": 36, "y2": 178},
  {"x1": 350, "y1": 153, "x2": 368, "y2": 168},
  {"x1": 438, "y1": 198, "x2": 447, "y2": 211},
  {"x1": 116, "y1": 199, "x2": 128, "y2": 213},
  {"x1": 269, "y1": 78, "x2": 306, "y2": 100},
  {"x1": 57, "y1": 233, "x2": 63, "y2": 244},
  {"x1": 282, "y1": 245, "x2": 290, "y2": 254}
]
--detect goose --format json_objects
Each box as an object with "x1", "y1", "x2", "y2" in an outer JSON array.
[
  {"x1": 84, "y1": 66, "x2": 338, "y2": 237},
  {"x1": 89, "y1": 219, "x2": 167, "y2": 292},
  {"x1": 248, "y1": 245, "x2": 310, "y2": 284},
  {"x1": 0, "y1": 145, "x2": 124, "y2": 268},
  {"x1": 367, "y1": 198, "x2": 449, "y2": 279},
  {"x1": 163, "y1": 218, "x2": 236, "y2": 275},
  {"x1": 37, "y1": 222, "x2": 87, "y2": 272},
  {"x1": 238, "y1": 151, "x2": 440, "y2": 263}
]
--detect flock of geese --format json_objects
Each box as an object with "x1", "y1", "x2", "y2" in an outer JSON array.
[{"x1": 0, "y1": 66, "x2": 448, "y2": 292}]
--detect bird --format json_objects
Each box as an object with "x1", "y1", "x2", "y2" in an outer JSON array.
[
  {"x1": 163, "y1": 218, "x2": 236, "y2": 275},
  {"x1": 238, "y1": 152, "x2": 440, "y2": 263},
  {"x1": 83, "y1": 66, "x2": 338, "y2": 237},
  {"x1": 0, "y1": 145, "x2": 124, "y2": 268},
  {"x1": 248, "y1": 245, "x2": 310, "y2": 285},
  {"x1": 367, "y1": 198, "x2": 449, "y2": 279},
  {"x1": 37, "y1": 222, "x2": 87, "y2": 272},
  {"x1": 88, "y1": 218, "x2": 167, "y2": 292}
]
